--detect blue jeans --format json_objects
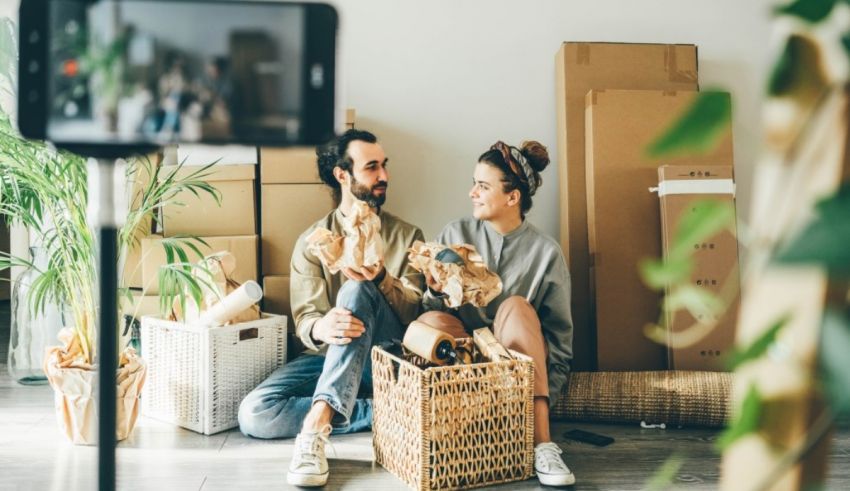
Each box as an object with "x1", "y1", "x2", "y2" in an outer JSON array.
[{"x1": 237, "y1": 280, "x2": 405, "y2": 439}]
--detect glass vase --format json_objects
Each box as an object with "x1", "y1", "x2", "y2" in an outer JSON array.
[{"x1": 7, "y1": 247, "x2": 66, "y2": 385}]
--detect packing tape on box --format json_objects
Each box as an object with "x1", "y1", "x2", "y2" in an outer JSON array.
[
  {"x1": 665, "y1": 44, "x2": 699, "y2": 84},
  {"x1": 654, "y1": 179, "x2": 735, "y2": 197}
]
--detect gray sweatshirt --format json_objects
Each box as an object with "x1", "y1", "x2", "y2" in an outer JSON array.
[{"x1": 422, "y1": 217, "x2": 574, "y2": 402}]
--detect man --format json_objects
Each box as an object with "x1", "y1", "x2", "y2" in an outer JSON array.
[{"x1": 238, "y1": 129, "x2": 425, "y2": 487}]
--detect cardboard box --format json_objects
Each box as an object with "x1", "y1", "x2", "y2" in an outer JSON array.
[
  {"x1": 261, "y1": 184, "x2": 334, "y2": 275},
  {"x1": 122, "y1": 239, "x2": 144, "y2": 289},
  {"x1": 122, "y1": 152, "x2": 160, "y2": 288},
  {"x1": 585, "y1": 89, "x2": 733, "y2": 371},
  {"x1": 262, "y1": 275, "x2": 294, "y2": 332},
  {"x1": 658, "y1": 165, "x2": 740, "y2": 371},
  {"x1": 161, "y1": 164, "x2": 257, "y2": 237},
  {"x1": 555, "y1": 42, "x2": 699, "y2": 371},
  {"x1": 346, "y1": 108, "x2": 356, "y2": 129},
  {"x1": 120, "y1": 291, "x2": 163, "y2": 319},
  {"x1": 141, "y1": 234, "x2": 258, "y2": 294},
  {"x1": 260, "y1": 147, "x2": 321, "y2": 184}
]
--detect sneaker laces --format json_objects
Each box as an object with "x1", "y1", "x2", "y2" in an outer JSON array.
[
  {"x1": 293, "y1": 424, "x2": 334, "y2": 467},
  {"x1": 535, "y1": 442, "x2": 572, "y2": 474}
]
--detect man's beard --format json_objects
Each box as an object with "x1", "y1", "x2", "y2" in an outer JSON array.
[{"x1": 350, "y1": 175, "x2": 387, "y2": 208}]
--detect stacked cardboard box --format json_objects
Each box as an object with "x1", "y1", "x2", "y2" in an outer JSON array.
[
  {"x1": 121, "y1": 152, "x2": 160, "y2": 290},
  {"x1": 584, "y1": 89, "x2": 734, "y2": 370},
  {"x1": 555, "y1": 42, "x2": 699, "y2": 371},
  {"x1": 259, "y1": 147, "x2": 335, "y2": 332},
  {"x1": 657, "y1": 165, "x2": 740, "y2": 371},
  {"x1": 258, "y1": 108, "x2": 354, "y2": 337},
  {"x1": 130, "y1": 158, "x2": 260, "y2": 322}
]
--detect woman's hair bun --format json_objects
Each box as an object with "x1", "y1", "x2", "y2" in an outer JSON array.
[{"x1": 520, "y1": 140, "x2": 550, "y2": 173}]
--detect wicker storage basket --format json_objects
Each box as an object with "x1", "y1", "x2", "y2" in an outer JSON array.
[
  {"x1": 551, "y1": 370, "x2": 733, "y2": 428},
  {"x1": 371, "y1": 343, "x2": 534, "y2": 491},
  {"x1": 140, "y1": 314, "x2": 287, "y2": 435}
]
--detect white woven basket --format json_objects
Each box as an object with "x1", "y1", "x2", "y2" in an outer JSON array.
[{"x1": 140, "y1": 314, "x2": 287, "y2": 435}]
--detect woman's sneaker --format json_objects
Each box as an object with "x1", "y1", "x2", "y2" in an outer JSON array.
[
  {"x1": 287, "y1": 424, "x2": 332, "y2": 487},
  {"x1": 534, "y1": 442, "x2": 576, "y2": 486}
]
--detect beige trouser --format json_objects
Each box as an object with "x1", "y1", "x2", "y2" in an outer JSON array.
[{"x1": 417, "y1": 296, "x2": 549, "y2": 398}]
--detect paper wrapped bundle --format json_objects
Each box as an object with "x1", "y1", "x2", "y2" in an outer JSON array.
[
  {"x1": 306, "y1": 201, "x2": 383, "y2": 273},
  {"x1": 408, "y1": 241, "x2": 503, "y2": 308},
  {"x1": 44, "y1": 328, "x2": 147, "y2": 444},
  {"x1": 173, "y1": 251, "x2": 261, "y2": 325}
]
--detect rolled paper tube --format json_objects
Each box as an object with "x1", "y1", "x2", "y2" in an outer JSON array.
[
  {"x1": 198, "y1": 280, "x2": 263, "y2": 327},
  {"x1": 403, "y1": 320, "x2": 456, "y2": 366}
]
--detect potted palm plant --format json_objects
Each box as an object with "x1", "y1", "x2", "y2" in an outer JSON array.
[{"x1": 0, "y1": 17, "x2": 220, "y2": 444}]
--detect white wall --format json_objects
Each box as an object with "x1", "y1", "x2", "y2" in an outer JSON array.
[
  {"x1": 1, "y1": 0, "x2": 776, "y2": 242},
  {"x1": 332, "y1": 0, "x2": 776, "y2": 240}
]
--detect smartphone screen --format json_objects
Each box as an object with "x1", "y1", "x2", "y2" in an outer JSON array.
[{"x1": 23, "y1": 0, "x2": 336, "y2": 147}]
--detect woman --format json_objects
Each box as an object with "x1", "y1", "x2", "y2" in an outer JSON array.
[{"x1": 418, "y1": 140, "x2": 575, "y2": 487}]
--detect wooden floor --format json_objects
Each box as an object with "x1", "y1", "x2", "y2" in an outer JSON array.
[{"x1": 1, "y1": 301, "x2": 847, "y2": 490}]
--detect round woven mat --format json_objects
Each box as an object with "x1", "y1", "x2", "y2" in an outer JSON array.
[{"x1": 551, "y1": 371, "x2": 733, "y2": 428}]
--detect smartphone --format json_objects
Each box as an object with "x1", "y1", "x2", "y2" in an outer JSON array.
[
  {"x1": 563, "y1": 428, "x2": 615, "y2": 447},
  {"x1": 18, "y1": 0, "x2": 337, "y2": 150}
]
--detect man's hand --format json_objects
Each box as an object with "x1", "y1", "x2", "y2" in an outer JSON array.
[
  {"x1": 311, "y1": 307, "x2": 366, "y2": 345},
  {"x1": 342, "y1": 260, "x2": 385, "y2": 282}
]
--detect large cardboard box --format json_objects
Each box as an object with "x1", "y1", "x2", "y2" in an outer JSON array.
[
  {"x1": 161, "y1": 164, "x2": 257, "y2": 237},
  {"x1": 555, "y1": 42, "x2": 699, "y2": 371},
  {"x1": 261, "y1": 184, "x2": 334, "y2": 275},
  {"x1": 345, "y1": 108, "x2": 356, "y2": 129},
  {"x1": 141, "y1": 234, "x2": 258, "y2": 294},
  {"x1": 585, "y1": 89, "x2": 733, "y2": 371},
  {"x1": 122, "y1": 152, "x2": 160, "y2": 288},
  {"x1": 263, "y1": 275, "x2": 294, "y2": 331},
  {"x1": 658, "y1": 165, "x2": 740, "y2": 371},
  {"x1": 260, "y1": 147, "x2": 321, "y2": 184}
]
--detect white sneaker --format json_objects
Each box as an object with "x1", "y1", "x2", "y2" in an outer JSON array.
[
  {"x1": 535, "y1": 442, "x2": 576, "y2": 486},
  {"x1": 287, "y1": 424, "x2": 332, "y2": 487}
]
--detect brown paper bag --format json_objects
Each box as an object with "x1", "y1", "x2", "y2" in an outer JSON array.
[
  {"x1": 44, "y1": 328, "x2": 147, "y2": 444},
  {"x1": 408, "y1": 241, "x2": 502, "y2": 308},
  {"x1": 306, "y1": 201, "x2": 383, "y2": 273}
]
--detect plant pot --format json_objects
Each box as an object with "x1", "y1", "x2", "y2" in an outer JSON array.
[{"x1": 43, "y1": 347, "x2": 147, "y2": 445}]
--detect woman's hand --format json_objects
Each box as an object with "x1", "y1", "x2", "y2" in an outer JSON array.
[{"x1": 423, "y1": 268, "x2": 444, "y2": 294}]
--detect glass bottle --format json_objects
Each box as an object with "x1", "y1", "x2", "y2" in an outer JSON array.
[{"x1": 7, "y1": 247, "x2": 65, "y2": 385}]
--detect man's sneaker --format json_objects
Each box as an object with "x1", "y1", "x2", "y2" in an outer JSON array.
[
  {"x1": 534, "y1": 442, "x2": 576, "y2": 486},
  {"x1": 287, "y1": 424, "x2": 332, "y2": 487}
]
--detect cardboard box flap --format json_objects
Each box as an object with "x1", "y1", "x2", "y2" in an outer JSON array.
[
  {"x1": 161, "y1": 163, "x2": 255, "y2": 183},
  {"x1": 562, "y1": 42, "x2": 698, "y2": 85}
]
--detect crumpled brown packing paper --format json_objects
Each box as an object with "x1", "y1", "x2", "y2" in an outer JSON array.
[
  {"x1": 172, "y1": 251, "x2": 260, "y2": 325},
  {"x1": 44, "y1": 328, "x2": 147, "y2": 445},
  {"x1": 306, "y1": 201, "x2": 383, "y2": 273},
  {"x1": 408, "y1": 241, "x2": 502, "y2": 308}
]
